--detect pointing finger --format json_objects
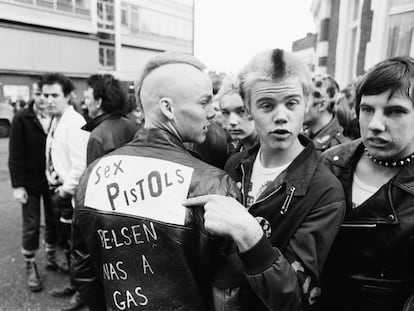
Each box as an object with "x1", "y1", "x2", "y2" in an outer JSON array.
[{"x1": 182, "y1": 195, "x2": 213, "y2": 207}]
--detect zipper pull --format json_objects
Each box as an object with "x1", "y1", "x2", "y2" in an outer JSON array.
[{"x1": 280, "y1": 186, "x2": 295, "y2": 215}]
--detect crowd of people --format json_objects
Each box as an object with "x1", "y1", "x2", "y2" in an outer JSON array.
[{"x1": 7, "y1": 49, "x2": 414, "y2": 311}]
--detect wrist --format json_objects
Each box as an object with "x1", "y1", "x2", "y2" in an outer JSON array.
[{"x1": 232, "y1": 217, "x2": 263, "y2": 252}]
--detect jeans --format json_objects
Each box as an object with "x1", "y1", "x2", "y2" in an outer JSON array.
[{"x1": 22, "y1": 187, "x2": 57, "y2": 254}]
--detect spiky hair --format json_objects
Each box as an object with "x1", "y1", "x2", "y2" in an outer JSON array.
[
  {"x1": 216, "y1": 73, "x2": 243, "y2": 105},
  {"x1": 240, "y1": 49, "x2": 312, "y2": 107}
]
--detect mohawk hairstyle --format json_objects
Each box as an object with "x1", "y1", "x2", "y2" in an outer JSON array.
[
  {"x1": 240, "y1": 48, "x2": 312, "y2": 107},
  {"x1": 134, "y1": 51, "x2": 206, "y2": 113}
]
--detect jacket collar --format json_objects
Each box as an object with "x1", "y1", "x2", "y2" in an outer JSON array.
[
  {"x1": 23, "y1": 103, "x2": 46, "y2": 131},
  {"x1": 239, "y1": 134, "x2": 319, "y2": 196},
  {"x1": 328, "y1": 138, "x2": 414, "y2": 196},
  {"x1": 82, "y1": 112, "x2": 124, "y2": 132},
  {"x1": 131, "y1": 127, "x2": 187, "y2": 151}
]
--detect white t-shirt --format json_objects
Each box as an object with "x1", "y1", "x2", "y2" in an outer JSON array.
[
  {"x1": 352, "y1": 173, "x2": 380, "y2": 208},
  {"x1": 246, "y1": 149, "x2": 291, "y2": 207}
]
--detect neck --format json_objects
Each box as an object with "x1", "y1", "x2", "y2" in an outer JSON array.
[
  {"x1": 259, "y1": 138, "x2": 304, "y2": 168},
  {"x1": 308, "y1": 114, "x2": 333, "y2": 134}
]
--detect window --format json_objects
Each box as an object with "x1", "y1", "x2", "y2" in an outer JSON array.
[
  {"x1": 13, "y1": 0, "x2": 90, "y2": 16},
  {"x1": 120, "y1": 3, "x2": 192, "y2": 41},
  {"x1": 99, "y1": 45, "x2": 115, "y2": 70},
  {"x1": 346, "y1": 0, "x2": 361, "y2": 81},
  {"x1": 97, "y1": 0, "x2": 114, "y2": 31},
  {"x1": 387, "y1": 10, "x2": 414, "y2": 57}
]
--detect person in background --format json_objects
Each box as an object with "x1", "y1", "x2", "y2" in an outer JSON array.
[
  {"x1": 318, "y1": 56, "x2": 414, "y2": 311},
  {"x1": 303, "y1": 74, "x2": 348, "y2": 153},
  {"x1": 217, "y1": 73, "x2": 258, "y2": 155},
  {"x1": 184, "y1": 48, "x2": 346, "y2": 310},
  {"x1": 82, "y1": 74, "x2": 138, "y2": 166},
  {"x1": 8, "y1": 81, "x2": 58, "y2": 292},
  {"x1": 40, "y1": 73, "x2": 89, "y2": 311}
]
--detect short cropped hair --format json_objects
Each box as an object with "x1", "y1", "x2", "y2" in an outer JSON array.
[
  {"x1": 356, "y1": 56, "x2": 414, "y2": 116},
  {"x1": 312, "y1": 74, "x2": 340, "y2": 113},
  {"x1": 240, "y1": 49, "x2": 312, "y2": 107},
  {"x1": 216, "y1": 74, "x2": 243, "y2": 107},
  {"x1": 87, "y1": 74, "x2": 126, "y2": 113},
  {"x1": 135, "y1": 51, "x2": 206, "y2": 111},
  {"x1": 39, "y1": 73, "x2": 74, "y2": 96}
]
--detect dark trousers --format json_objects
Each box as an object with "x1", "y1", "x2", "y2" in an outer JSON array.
[
  {"x1": 50, "y1": 193, "x2": 73, "y2": 253},
  {"x1": 22, "y1": 187, "x2": 57, "y2": 253}
]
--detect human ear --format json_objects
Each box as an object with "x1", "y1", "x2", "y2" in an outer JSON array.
[
  {"x1": 96, "y1": 98, "x2": 102, "y2": 109},
  {"x1": 159, "y1": 97, "x2": 174, "y2": 120}
]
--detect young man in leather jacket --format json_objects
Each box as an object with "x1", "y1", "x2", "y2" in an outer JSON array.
[
  {"x1": 317, "y1": 56, "x2": 414, "y2": 311},
  {"x1": 184, "y1": 49, "x2": 346, "y2": 310},
  {"x1": 71, "y1": 52, "x2": 241, "y2": 310}
]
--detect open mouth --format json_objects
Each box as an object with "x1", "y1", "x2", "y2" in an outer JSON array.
[
  {"x1": 271, "y1": 129, "x2": 290, "y2": 135},
  {"x1": 367, "y1": 137, "x2": 388, "y2": 147},
  {"x1": 270, "y1": 129, "x2": 290, "y2": 139}
]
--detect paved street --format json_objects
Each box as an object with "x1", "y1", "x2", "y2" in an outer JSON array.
[{"x1": 0, "y1": 138, "x2": 87, "y2": 310}]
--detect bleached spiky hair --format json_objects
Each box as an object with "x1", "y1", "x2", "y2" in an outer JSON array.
[
  {"x1": 134, "y1": 51, "x2": 206, "y2": 112},
  {"x1": 240, "y1": 49, "x2": 312, "y2": 107},
  {"x1": 216, "y1": 73, "x2": 243, "y2": 106}
]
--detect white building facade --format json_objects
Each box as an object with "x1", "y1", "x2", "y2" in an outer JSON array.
[
  {"x1": 0, "y1": 0, "x2": 194, "y2": 101},
  {"x1": 293, "y1": 0, "x2": 414, "y2": 88}
]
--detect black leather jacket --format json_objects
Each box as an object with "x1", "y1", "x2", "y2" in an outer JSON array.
[
  {"x1": 72, "y1": 128, "x2": 241, "y2": 311},
  {"x1": 224, "y1": 135, "x2": 345, "y2": 311},
  {"x1": 319, "y1": 139, "x2": 414, "y2": 311}
]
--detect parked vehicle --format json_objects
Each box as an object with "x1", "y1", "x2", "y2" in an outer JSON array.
[{"x1": 0, "y1": 102, "x2": 14, "y2": 137}]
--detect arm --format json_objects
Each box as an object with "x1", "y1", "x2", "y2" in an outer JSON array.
[
  {"x1": 240, "y1": 199, "x2": 345, "y2": 310},
  {"x1": 183, "y1": 195, "x2": 346, "y2": 310},
  {"x1": 71, "y1": 211, "x2": 107, "y2": 310},
  {"x1": 71, "y1": 184, "x2": 107, "y2": 310},
  {"x1": 8, "y1": 113, "x2": 26, "y2": 188},
  {"x1": 60, "y1": 119, "x2": 90, "y2": 195}
]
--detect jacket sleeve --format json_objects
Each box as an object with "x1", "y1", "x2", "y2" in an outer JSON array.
[
  {"x1": 71, "y1": 174, "x2": 107, "y2": 310},
  {"x1": 61, "y1": 117, "x2": 90, "y2": 194},
  {"x1": 238, "y1": 199, "x2": 346, "y2": 311},
  {"x1": 8, "y1": 113, "x2": 26, "y2": 188}
]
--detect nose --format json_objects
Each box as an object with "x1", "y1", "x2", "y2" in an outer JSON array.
[
  {"x1": 272, "y1": 106, "x2": 288, "y2": 124},
  {"x1": 228, "y1": 112, "x2": 239, "y2": 126},
  {"x1": 206, "y1": 102, "x2": 216, "y2": 121},
  {"x1": 367, "y1": 110, "x2": 386, "y2": 132}
]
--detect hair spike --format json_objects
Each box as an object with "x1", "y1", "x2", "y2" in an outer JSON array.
[{"x1": 271, "y1": 49, "x2": 286, "y2": 79}]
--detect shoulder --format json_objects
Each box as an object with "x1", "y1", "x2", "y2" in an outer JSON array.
[{"x1": 224, "y1": 149, "x2": 248, "y2": 172}]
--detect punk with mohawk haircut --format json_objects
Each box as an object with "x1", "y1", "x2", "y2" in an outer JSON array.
[
  {"x1": 182, "y1": 49, "x2": 346, "y2": 310},
  {"x1": 240, "y1": 48, "x2": 312, "y2": 107}
]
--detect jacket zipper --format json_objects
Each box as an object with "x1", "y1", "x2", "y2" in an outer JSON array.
[
  {"x1": 280, "y1": 186, "x2": 295, "y2": 214},
  {"x1": 241, "y1": 164, "x2": 295, "y2": 215},
  {"x1": 240, "y1": 164, "x2": 246, "y2": 205}
]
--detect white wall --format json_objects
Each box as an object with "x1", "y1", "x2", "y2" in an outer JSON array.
[{"x1": 0, "y1": 27, "x2": 99, "y2": 76}]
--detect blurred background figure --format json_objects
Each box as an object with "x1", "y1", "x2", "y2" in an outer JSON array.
[
  {"x1": 336, "y1": 81, "x2": 360, "y2": 140},
  {"x1": 41, "y1": 73, "x2": 89, "y2": 311},
  {"x1": 8, "y1": 80, "x2": 58, "y2": 293},
  {"x1": 217, "y1": 73, "x2": 257, "y2": 155},
  {"x1": 303, "y1": 74, "x2": 348, "y2": 153},
  {"x1": 124, "y1": 93, "x2": 145, "y2": 128},
  {"x1": 82, "y1": 74, "x2": 138, "y2": 166}
]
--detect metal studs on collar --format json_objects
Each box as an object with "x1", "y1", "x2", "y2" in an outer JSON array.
[{"x1": 364, "y1": 148, "x2": 414, "y2": 168}]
